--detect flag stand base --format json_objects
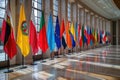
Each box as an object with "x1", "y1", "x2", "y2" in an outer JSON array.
[
  {"x1": 31, "y1": 63, "x2": 37, "y2": 65},
  {"x1": 31, "y1": 56, "x2": 37, "y2": 65},
  {"x1": 4, "y1": 57, "x2": 13, "y2": 73},
  {"x1": 50, "y1": 58, "x2": 54, "y2": 60},
  {"x1": 41, "y1": 53, "x2": 46, "y2": 63},
  {"x1": 56, "y1": 56, "x2": 61, "y2": 58},
  {"x1": 20, "y1": 55, "x2": 27, "y2": 69},
  {"x1": 41, "y1": 60, "x2": 46, "y2": 63},
  {"x1": 4, "y1": 69, "x2": 13, "y2": 73},
  {"x1": 19, "y1": 66, "x2": 27, "y2": 69}
]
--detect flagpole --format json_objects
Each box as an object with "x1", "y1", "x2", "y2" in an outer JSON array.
[
  {"x1": 4, "y1": 56, "x2": 13, "y2": 73},
  {"x1": 56, "y1": 49, "x2": 61, "y2": 58},
  {"x1": 20, "y1": 55, "x2": 27, "y2": 69},
  {"x1": 41, "y1": 52, "x2": 46, "y2": 63},
  {"x1": 31, "y1": 55, "x2": 37, "y2": 65}
]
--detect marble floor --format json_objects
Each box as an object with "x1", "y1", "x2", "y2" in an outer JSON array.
[{"x1": 0, "y1": 45, "x2": 120, "y2": 80}]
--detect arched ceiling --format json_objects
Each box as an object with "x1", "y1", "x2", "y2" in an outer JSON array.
[{"x1": 80, "y1": 0, "x2": 120, "y2": 20}]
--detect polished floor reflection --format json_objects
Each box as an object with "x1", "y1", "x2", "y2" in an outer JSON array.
[{"x1": 0, "y1": 45, "x2": 120, "y2": 80}]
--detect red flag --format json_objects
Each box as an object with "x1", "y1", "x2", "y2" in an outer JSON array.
[
  {"x1": 39, "y1": 11, "x2": 48, "y2": 53},
  {"x1": 79, "y1": 24, "x2": 82, "y2": 47},
  {"x1": 29, "y1": 20, "x2": 38, "y2": 55},
  {"x1": 1, "y1": 4, "x2": 17, "y2": 59},
  {"x1": 1, "y1": 20, "x2": 6, "y2": 42},
  {"x1": 60, "y1": 19, "x2": 65, "y2": 39}
]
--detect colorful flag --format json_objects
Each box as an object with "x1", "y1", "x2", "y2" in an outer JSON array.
[
  {"x1": 94, "y1": 29, "x2": 97, "y2": 45},
  {"x1": 69, "y1": 31, "x2": 76, "y2": 48},
  {"x1": 47, "y1": 14, "x2": 55, "y2": 52},
  {"x1": 70, "y1": 23, "x2": 76, "y2": 48},
  {"x1": 1, "y1": 3, "x2": 17, "y2": 59},
  {"x1": 70, "y1": 23, "x2": 76, "y2": 41},
  {"x1": 55, "y1": 16, "x2": 61, "y2": 49},
  {"x1": 102, "y1": 31, "x2": 106, "y2": 44},
  {"x1": 87, "y1": 26, "x2": 90, "y2": 45},
  {"x1": 62, "y1": 36, "x2": 67, "y2": 49},
  {"x1": 29, "y1": 20, "x2": 38, "y2": 55},
  {"x1": 82, "y1": 25, "x2": 87, "y2": 45},
  {"x1": 1, "y1": 20, "x2": 6, "y2": 43},
  {"x1": 75, "y1": 22, "x2": 78, "y2": 41},
  {"x1": 84, "y1": 25, "x2": 88, "y2": 44},
  {"x1": 17, "y1": 4, "x2": 30, "y2": 57},
  {"x1": 60, "y1": 19, "x2": 65, "y2": 39},
  {"x1": 97, "y1": 29, "x2": 100, "y2": 44},
  {"x1": 66, "y1": 21, "x2": 72, "y2": 48},
  {"x1": 79, "y1": 24, "x2": 82, "y2": 47},
  {"x1": 92, "y1": 27, "x2": 95, "y2": 44},
  {"x1": 90, "y1": 28, "x2": 93, "y2": 46},
  {"x1": 100, "y1": 30, "x2": 103, "y2": 44},
  {"x1": 39, "y1": 11, "x2": 48, "y2": 53}
]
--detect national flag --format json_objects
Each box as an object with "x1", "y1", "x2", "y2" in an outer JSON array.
[
  {"x1": 82, "y1": 25, "x2": 87, "y2": 45},
  {"x1": 70, "y1": 23, "x2": 76, "y2": 41},
  {"x1": 100, "y1": 31, "x2": 102, "y2": 44},
  {"x1": 70, "y1": 23, "x2": 76, "y2": 48},
  {"x1": 60, "y1": 19, "x2": 65, "y2": 39},
  {"x1": 79, "y1": 24, "x2": 82, "y2": 47},
  {"x1": 47, "y1": 14, "x2": 55, "y2": 52},
  {"x1": 92, "y1": 27, "x2": 95, "y2": 44},
  {"x1": 39, "y1": 11, "x2": 48, "y2": 53},
  {"x1": 1, "y1": 20, "x2": 6, "y2": 42},
  {"x1": 75, "y1": 22, "x2": 78, "y2": 41},
  {"x1": 17, "y1": 3, "x2": 30, "y2": 57},
  {"x1": 69, "y1": 31, "x2": 76, "y2": 48},
  {"x1": 29, "y1": 20, "x2": 38, "y2": 55},
  {"x1": 62, "y1": 36, "x2": 67, "y2": 49},
  {"x1": 97, "y1": 29, "x2": 100, "y2": 43},
  {"x1": 94, "y1": 29, "x2": 97, "y2": 45},
  {"x1": 82, "y1": 25, "x2": 84, "y2": 44},
  {"x1": 66, "y1": 21, "x2": 72, "y2": 48},
  {"x1": 1, "y1": 3, "x2": 17, "y2": 59},
  {"x1": 87, "y1": 26, "x2": 90, "y2": 45},
  {"x1": 55, "y1": 16, "x2": 61, "y2": 49},
  {"x1": 102, "y1": 30, "x2": 106, "y2": 44},
  {"x1": 90, "y1": 28, "x2": 93, "y2": 46}
]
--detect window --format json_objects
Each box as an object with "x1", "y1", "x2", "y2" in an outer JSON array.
[
  {"x1": 53, "y1": 0, "x2": 59, "y2": 27},
  {"x1": 78, "y1": 9, "x2": 80, "y2": 23},
  {"x1": 32, "y1": 0, "x2": 42, "y2": 55},
  {"x1": 32, "y1": 0, "x2": 42, "y2": 32},
  {"x1": 68, "y1": 3, "x2": 71, "y2": 22},
  {"x1": 0, "y1": 0, "x2": 8, "y2": 62}
]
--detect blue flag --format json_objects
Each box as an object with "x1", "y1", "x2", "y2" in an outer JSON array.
[
  {"x1": 47, "y1": 14, "x2": 55, "y2": 52},
  {"x1": 69, "y1": 31, "x2": 76, "y2": 48},
  {"x1": 90, "y1": 28, "x2": 93, "y2": 46},
  {"x1": 55, "y1": 16, "x2": 61, "y2": 49},
  {"x1": 100, "y1": 31, "x2": 102, "y2": 44},
  {"x1": 75, "y1": 22, "x2": 78, "y2": 40}
]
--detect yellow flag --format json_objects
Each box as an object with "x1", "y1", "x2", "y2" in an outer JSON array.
[
  {"x1": 17, "y1": 4, "x2": 30, "y2": 57},
  {"x1": 70, "y1": 23, "x2": 76, "y2": 41}
]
